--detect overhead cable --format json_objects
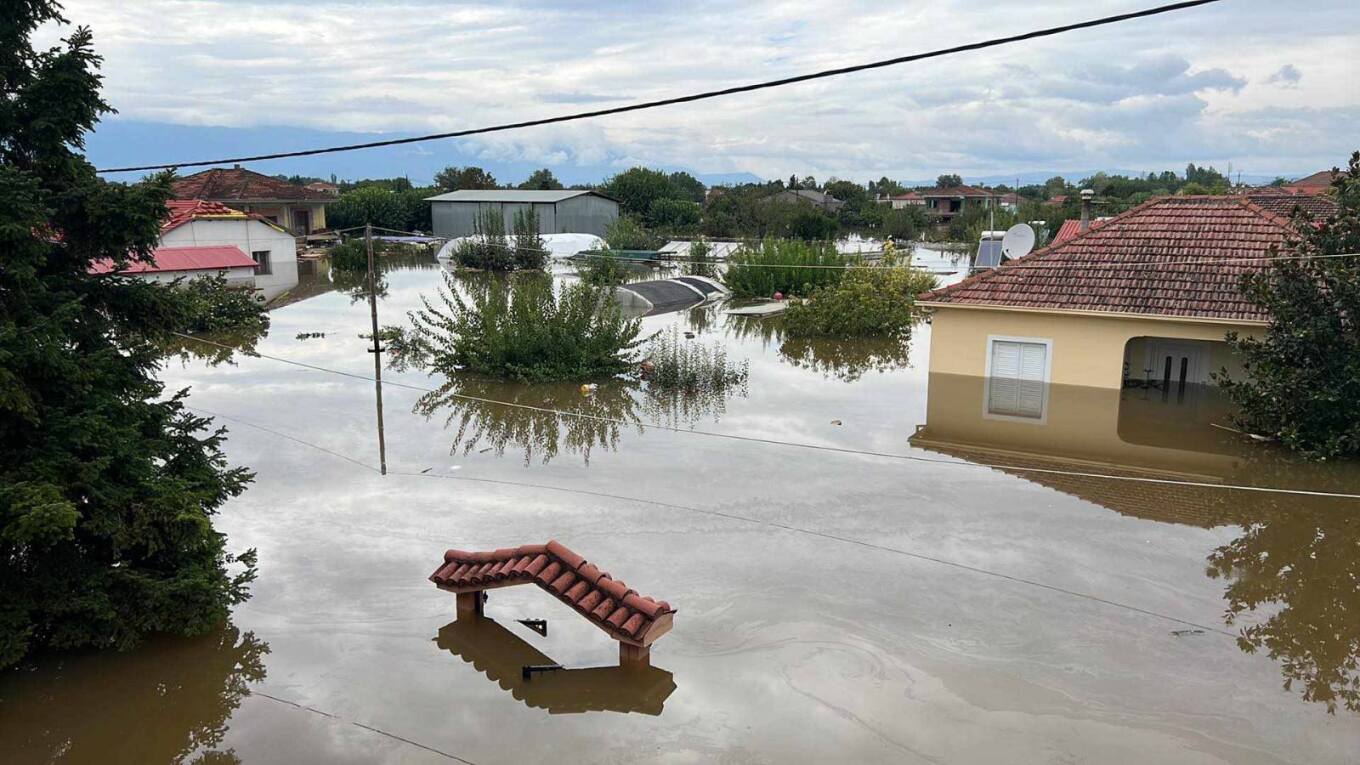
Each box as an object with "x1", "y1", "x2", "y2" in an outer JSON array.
[{"x1": 96, "y1": 0, "x2": 1226, "y2": 173}]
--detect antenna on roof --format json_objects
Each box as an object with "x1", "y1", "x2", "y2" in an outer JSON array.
[{"x1": 1001, "y1": 223, "x2": 1036, "y2": 260}]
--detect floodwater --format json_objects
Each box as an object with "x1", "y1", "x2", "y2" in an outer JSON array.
[{"x1": 3, "y1": 249, "x2": 1359, "y2": 764}]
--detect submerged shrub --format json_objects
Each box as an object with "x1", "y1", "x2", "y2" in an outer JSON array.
[
  {"x1": 576, "y1": 251, "x2": 630, "y2": 286},
  {"x1": 683, "y1": 240, "x2": 717, "y2": 278},
  {"x1": 405, "y1": 272, "x2": 645, "y2": 382},
  {"x1": 452, "y1": 208, "x2": 536, "y2": 271},
  {"x1": 603, "y1": 215, "x2": 658, "y2": 251},
  {"x1": 643, "y1": 326, "x2": 748, "y2": 392},
  {"x1": 723, "y1": 238, "x2": 845, "y2": 297},
  {"x1": 511, "y1": 208, "x2": 548, "y2": 270},
  {"x1": 782, "y1": 264, "x2": 938, "y2": 339}
]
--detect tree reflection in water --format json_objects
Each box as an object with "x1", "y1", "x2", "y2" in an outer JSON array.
[
  {"x1": 724, "y1": 313, "x2": 914, "y2": 382},
  {"x1": 1207, "y1": 502, "x2": 1360, "y2": 714},
  {"x1": 0, "y1": 622, "x2": 267, "y2": 763},
  {"x1": 413, "y1": 374, "x2": 748, "y2": 465},
  {"x1": 414, "y1": 378, "x2": 644, "y2": 466}
]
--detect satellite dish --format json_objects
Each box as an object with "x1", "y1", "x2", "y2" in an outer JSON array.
[{"x1": 1001, "y1": 223, "x2": 1036, "y2": 260}]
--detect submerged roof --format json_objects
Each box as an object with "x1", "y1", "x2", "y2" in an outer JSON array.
[
  {"x1": 424, "y1": 189, "x2": 613, "y2": 204},
  {"x1": 919, "y1": 196, "x2": 1294, "y2": 322},
  {"x1": 90, "y1": 245, "x2": 257, "y2": 274},
  {"x1": 430, "y1": 541, "x2": 675, "y2": 646}
]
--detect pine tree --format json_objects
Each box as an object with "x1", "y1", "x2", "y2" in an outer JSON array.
[{"x1": 0, "y1": 2, "x2": 260, "y2": 666}]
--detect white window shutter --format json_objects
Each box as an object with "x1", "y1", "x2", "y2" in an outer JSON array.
[{"x1": 989, "y1": 340, "x2": 1047, "y2": 418}]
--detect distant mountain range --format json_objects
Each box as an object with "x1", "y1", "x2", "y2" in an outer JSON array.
[{"x1": 87, "y1": 120, "x2": 1295, "y2": 190}]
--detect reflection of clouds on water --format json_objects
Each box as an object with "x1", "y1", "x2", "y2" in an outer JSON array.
[{"x1": 0, "y1": 623, "x2": 267, "y2": 764}]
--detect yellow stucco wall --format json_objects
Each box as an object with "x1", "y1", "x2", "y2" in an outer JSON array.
[{"x1": 924, "y1": 304, "x2": 1263, "y2": 389}]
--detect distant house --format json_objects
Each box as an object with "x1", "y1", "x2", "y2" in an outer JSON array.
[
  {"x1": 304, "y1": 181, "x2": 340, "y2": 196},
  {"x1": 771, "y1": 189, "x2": 845, "y2": 213},
  {"x1": 172, "y1": 166, "x2": 334, "y2": 236},
  {"x1": 425, "y1": 189, "x2": 619, "y2": 238},
  {"x1": 1281, "y1": 169, "x2": 1339, "y2": 195},
  {"x1": 159, "y1": 200, "x2": 299, "y2": 301},
  {"x1": 1045, "y1": 194, "x2": 1069, "y2": 207},
  {"x1": 1243, "y1": 188, "x2": 1339, "y2": 218},
  {"x1": 916, "y1": 185, "x2": 995, "y2": 219},
  {"x1": 885, "y1": 191, "x2": 925, "y2": 210},
  {"x1": 90, "y1": 245, "x2": 259, "y2": 288},
  {"x1": 997, "y1": 192, "x2": 1021, "y2": 212},
  {"x1": 917, "y1": 196, "x2": 1295, "y2": 400}
]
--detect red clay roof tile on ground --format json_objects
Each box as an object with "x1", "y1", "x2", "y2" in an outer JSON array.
[
  {"x1": 919, "y1": 196, "x2": 1296, "y2": 322},
  {"x1": 431, "y1": 541, "x2": 675, "y2": 645}
]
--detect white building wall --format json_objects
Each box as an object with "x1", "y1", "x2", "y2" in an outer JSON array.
[{"x1": 160, "y1": 219, "x2": 300, "y2": 301}]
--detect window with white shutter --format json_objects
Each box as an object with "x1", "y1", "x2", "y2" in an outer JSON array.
[{"x1": 986, "y1": 338, "x2": 1049, "y2": 420}]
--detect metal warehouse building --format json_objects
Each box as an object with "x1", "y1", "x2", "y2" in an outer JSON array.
[{"x1": 425, "y1": 189, "x2": 620, "y2": 238}]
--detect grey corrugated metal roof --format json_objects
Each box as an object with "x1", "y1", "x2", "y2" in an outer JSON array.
[{"x1": 424, "y1": 189, "x2": 612, "y2": 203}]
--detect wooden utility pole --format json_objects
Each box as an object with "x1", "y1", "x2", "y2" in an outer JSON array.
[{"x1": 365, "y1": 223, "x2": 388, "y2": 475}]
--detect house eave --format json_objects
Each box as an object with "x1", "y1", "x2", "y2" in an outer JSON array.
[{"x1": 917, "y1": 300, "x2": 1269, "y2": 327}]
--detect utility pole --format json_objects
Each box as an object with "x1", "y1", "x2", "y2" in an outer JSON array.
[{"x1": 365, "y1": 223, "x2": 387, "y2": 475}]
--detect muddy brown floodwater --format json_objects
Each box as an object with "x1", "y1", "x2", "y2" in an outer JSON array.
[{"x1": 3, "y1": 250, "x2": 1359, "y2": 764}]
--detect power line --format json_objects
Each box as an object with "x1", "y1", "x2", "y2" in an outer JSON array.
[
  {"x1": 202, "y1": 403, "x2": 1236, "y2": 637},
  {"x1": 95, "y1": 0, "x2": 1226, "y2": 173},
  {"x1": 251, "y1": 690, "x2": 475, "y2": 763},
  {"x1": 169, "y1": 331, "x2": 1360, "y2": 501}
]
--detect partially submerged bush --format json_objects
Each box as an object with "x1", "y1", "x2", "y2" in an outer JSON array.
[
  {"x1": 511, "y1": 208, "x2": 548, "y2": 270},
  {"x1": 452, "y1": 208, "x2": 514, "y2": 270},
  {"x1": 723, "y1": 238, "x2": 845, "y2": 297},
  {"x1": 643, "y1": 326, "x2": 748, "y2": 393},
  {"x1": 683, "y1": 240, "x2": 717, "y2": 278},
  {"x1": 576, "y1": 251, "x2": 630, "y2": 286},
  {"x1": 782, "y1": 264, "x2": 938, "y2": 339},
  {"x1": 405, "y1": 272, "x2": 645, "y2": 382},
  {"x1": 603, "y1": 215, "x2": 658, "y2": 251}
]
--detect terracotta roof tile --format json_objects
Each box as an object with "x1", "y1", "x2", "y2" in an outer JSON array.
[
  {"x1": 172, "y1": 167, "x2": 336, "y2": 202},
  {"x1": 431, "y1": 541, "x2": 676, "y2": 645},
  {"x1": 1244, "y1": 189, "x2": 1339, "y2": 219},
  {"x1": 919, "y1": 196, "x2": 1295, "y2": 322}
]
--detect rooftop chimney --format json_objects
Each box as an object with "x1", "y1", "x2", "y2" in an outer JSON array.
[{"x1": 1079, "y1": 189, "x2": 1095, "y2": 232}]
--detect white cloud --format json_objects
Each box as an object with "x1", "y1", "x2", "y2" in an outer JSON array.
[{"x1": 40, "y1": 0, "x2": 1360, "y2": 179}]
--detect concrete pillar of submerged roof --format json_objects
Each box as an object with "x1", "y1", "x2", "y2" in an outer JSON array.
[
  {"x1": 456, "y1": 591, "x2": 484, "y2": 618},
  {"x1": 619, "y1": 642, "x2": 651, "y2": 669}
]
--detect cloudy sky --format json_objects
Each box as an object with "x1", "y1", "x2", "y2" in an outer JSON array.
[{"x1": 42, "y1": 0, "x2": 1360, "y2": 184}]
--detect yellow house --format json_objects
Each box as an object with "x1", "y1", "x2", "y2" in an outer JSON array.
[
  {"x1": 917, "y1": 196, "x2": 1298, "y2": 396},
  {"x1": 172, "y1": 166, "x2": 332, "y2": 236}
]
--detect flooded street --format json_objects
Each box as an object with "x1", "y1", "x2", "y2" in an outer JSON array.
[{"x1": 4, "y1": 250, "x2": 1359, "y2": 764}]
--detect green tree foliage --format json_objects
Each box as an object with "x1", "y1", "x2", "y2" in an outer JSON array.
[
  {"x1": 433, "y1": 165, "x2": 498, "y2": 191},
  {"x1": 666, "y1": 171, "x2": 706, "y2": 202},
  {"x1": 325, "y1": 185, "x2": 432, "y2": 233},
  {"x1": 1217, "y1": 152, "x2": 1360, "y2": 459},
  {"x1": 405, "y1": 273, "x2": 645, "y2": 382},
  {"x1": 868, "y1": 176, "x2": 906, "y2": 198},
  {"x1": 648, "y1": 197, "x2": 701, "y2": 233},
  {"x1": 511, "y1": 208, "x2": 548, "y2": 270},
  {"x1": 723, "y1": 239, "x2": 846, "y2": 297},
  {"x1": 683, "y1": 240, "x2": 716, "y2": 278},
  {"x1": 0, "y1": 4, "x2": 262, "y2": 668},
  {"x1": 518, "y1": 168, "x2": 563, "y2": 190},
  {"x1": 602, "y1": 215, "x2": 658, "y2": 250},
  {"x1": 787, "y1": 206, "x2": 840, "y2": 240},
  {"x1": 936, "y1": 173, "x2": 964, "y2": 188},
  {"x1": 782, "y1": 262, "x2": 938, "y2": 339},
  {"x1": 601, "y1": 167, "x2": 675, "y2": 219}
]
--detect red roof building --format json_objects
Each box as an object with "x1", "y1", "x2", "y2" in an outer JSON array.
[
  {"x1": 90, "y1": 245, "x2": 258, "y2": 275},
  {"x1": 918, "y1": 196, "x2": 1296, "y2": 391},
  {"x1": 916, "y1": 185, "x2": 1000, "y2": 219},
  {"x1": 431, "y1": 541, "x2": 675, "y2": 667},
  {"x1": 1281, "y1": 169, "x2": 1339, "y2": 195},
  {"x1": 172, "y1": 166, "x2": 333, "y2": 235}
]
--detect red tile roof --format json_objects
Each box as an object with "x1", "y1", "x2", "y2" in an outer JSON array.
[
  {"x1": 161, "y1": 199, "x2": 288, "y2": 234},
  {"x1": 918, "y1": 184, "x2": 994, "y2": 198},
  {"x1": 1050, "y1": 217, "x2": 1111, "y2": 246},
  {"x1": 1287, "y1": 169, "x2": 1339, "y2": 189},
  {"x1": 1244, "y1": 189, "x2": 1339, "y2": 219},
  {"x1": 919, "y1": 196, "x2": 1295, "y2": 322},
  {"x1": 90, "y1": 245, "x2": 257, "y2": 274},
  {"x1": 173, "y1": 167, "x2": 336, "y2": 202},
  {"x1": 430, "y1": 541, "x2": 675, "y2": 646}
]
